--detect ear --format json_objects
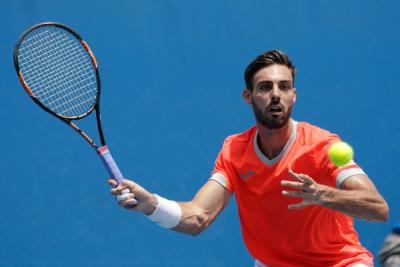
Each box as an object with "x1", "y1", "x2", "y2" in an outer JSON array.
[
  {"x1": 242, "y1": 88, "x2": 252, "y2": 105},
  {"x1": 292, "y1": 88, "x2": 297, "y2": 104}
]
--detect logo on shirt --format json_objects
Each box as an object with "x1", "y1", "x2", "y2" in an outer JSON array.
[{"x1": 239, "y1": 171, "x2": 256, "y2": 179}]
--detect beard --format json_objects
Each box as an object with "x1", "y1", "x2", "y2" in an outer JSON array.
[{"x1": 252, "y1": 99, "x2": 292, "y2": 129}]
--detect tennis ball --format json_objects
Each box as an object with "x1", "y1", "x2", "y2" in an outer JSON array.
[{"x1": 328, "y1": 141, "x2": 354, "y2": 166}]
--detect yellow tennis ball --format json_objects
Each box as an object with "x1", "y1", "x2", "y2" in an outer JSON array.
[{"x1": 328, "y1": 141, "x2": 354, "y2": 166}]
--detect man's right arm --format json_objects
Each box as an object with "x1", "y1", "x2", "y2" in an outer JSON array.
[
  {"x1": 174, "y1": 180, "x2": 231, "y2": 235},
  {"x1": 109, "y1": 178, "x2": 232, "y2": 236}
]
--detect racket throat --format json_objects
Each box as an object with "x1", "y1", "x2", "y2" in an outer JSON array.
[{"x1": 68, "y1": 121, "x2": 98, "y2": 149}]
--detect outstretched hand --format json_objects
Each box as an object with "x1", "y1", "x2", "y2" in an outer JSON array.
[
  {"x1": 281, "y1": 170, "x2": 327, "y2": 209},
  {"x1": 109, "y1": 178, "x2": 157, "y2": 215}
]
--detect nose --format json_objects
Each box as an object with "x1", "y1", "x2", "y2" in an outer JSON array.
[{"x1": 271, "y1": 85, "x2": 281, "y2": 102}]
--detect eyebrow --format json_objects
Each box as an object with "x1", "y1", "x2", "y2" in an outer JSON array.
[{"x1": 256, "y1": 80, "x2": 292, "y2": 86}]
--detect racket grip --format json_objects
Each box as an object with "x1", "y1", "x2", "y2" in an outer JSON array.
[
  {"x1": 98, "y1": 145, "x2": 138, "y2": 207},
  {"x1": 97, "y1": 145, "x2": 124, "y2": 184}
]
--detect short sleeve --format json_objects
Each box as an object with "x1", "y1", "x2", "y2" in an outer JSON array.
[{"x1": 209, "y1": 145, "x2": 234, "y2": 193}]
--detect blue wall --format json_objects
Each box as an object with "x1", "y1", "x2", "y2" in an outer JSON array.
[{"x1": 0, "y1": 1, "x2": 398, "y2": 266}]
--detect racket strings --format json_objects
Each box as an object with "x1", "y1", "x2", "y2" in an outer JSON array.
[
  {"x1": 17, "y1": 26, "x2": 98, "y2": 118},
  {"x1": 22, "y1": 34, "x2": 91, "y2": 94},
  {"x1": 28, "y1": 31, "x2": 95, "y2": 116},
  {"x1": 20, "y1": 34, "x2": 95, "y2": 117}
]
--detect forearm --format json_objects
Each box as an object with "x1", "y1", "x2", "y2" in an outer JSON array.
[
  {"x1": 172, "y1": 180, "x2": 231, "y2": 235},
  {"x1": 319, "y1": 185, "x2": 388, "y2": 221},
  {"x1": 111, "y1": 179, "x2": 230, "y2": 235},
  {"x1": 172, "y1": 201, "x2": 211, "y2": 236},
  {"x1": 146, "y1": 199, "x2": 216, "y2": 236}
]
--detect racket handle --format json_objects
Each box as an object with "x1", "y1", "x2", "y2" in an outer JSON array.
[
  {"x1": 97, "y1": 145, "x2": 138, "y2": 207},
  {"x1": 97, "y1": 145, "x2": 124, "y2": 184}
]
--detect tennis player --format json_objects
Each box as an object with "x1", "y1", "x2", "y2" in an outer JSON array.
[{"x1": 109, "y1": 50, "x2": 388, "y2": 267}]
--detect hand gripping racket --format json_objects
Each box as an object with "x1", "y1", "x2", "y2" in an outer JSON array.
[{"x1": 14, "y1": 22, "x2": 136, "y2": 205}]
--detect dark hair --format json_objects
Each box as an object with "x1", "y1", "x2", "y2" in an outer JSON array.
[{"x1": 244, "y1": 50, "x2": 295, "y2": 90}]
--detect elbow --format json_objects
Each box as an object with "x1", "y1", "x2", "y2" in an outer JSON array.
[
  {"x1": 367, "y1": 193, "x2": 389, "y2": 222},
  {"x1": 190, "y1": 227, "x2": 205, "y2": 236},
  {"x1": 376, "y1": 211, "x2": 389, "y2": 223},
  {"x1": 378, "y1": 202, "x2": 389, "y2": 222},
  {"x1": 370, "y1": 200, "x2": 389, "y2": 222},
  {"x1": 187, "y1": 213, "x2": 209, "y2": 236}
]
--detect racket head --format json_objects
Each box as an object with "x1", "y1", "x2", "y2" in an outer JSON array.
[{"x1": 14, "y1": 22, "x2": 101, "y2": 120}]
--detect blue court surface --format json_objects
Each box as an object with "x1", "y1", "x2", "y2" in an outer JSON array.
[{"x1": 0, "y1": 1, "x2": 399, "y2": 266}]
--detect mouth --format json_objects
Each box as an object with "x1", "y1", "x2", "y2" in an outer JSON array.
[{"x1": 268, "y1": 105, "x2": 284, "y2": 115}]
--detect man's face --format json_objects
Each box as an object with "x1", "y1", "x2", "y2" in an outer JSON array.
[{"x1": 243, "y1": 64, "x2": 296, "y2": 129}]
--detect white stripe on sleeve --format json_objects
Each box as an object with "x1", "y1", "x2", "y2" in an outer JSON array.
[
  {"x1": 209, "y1": 172, "x2": 227, "y2": 188},
  {"x1": 336, "y1": 168, "x2": 366, "y2": 188}
]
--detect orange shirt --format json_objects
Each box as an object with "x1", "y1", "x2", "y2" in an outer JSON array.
[{"x1": 210, "y1": 120, "x2": 372, "y2": 267}]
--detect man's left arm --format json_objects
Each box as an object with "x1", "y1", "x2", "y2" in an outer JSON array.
[{"x1": 281, "y1": 170, "x2": 389, "y2": 221}]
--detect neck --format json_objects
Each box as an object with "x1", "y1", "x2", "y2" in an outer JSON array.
[{"x1": 256, "y1": 119, "x2": 293, "y2": 159}]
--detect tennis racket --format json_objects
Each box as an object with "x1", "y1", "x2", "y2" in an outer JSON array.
[{"x1": 14, "y1": 22, "x2": 136, "y2": 204}]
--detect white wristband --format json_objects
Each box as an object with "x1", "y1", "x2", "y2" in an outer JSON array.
[{"x1": 146, "y1": 194, "x2": 182, "y2": 229}]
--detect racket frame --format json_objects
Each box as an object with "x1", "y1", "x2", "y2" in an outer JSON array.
[
  {"x1": 14, "y1": 22, "x2": 137, "y2": 205},
  {"x1": 13, "y1": 22, "x2": 106, "y2": 149}
]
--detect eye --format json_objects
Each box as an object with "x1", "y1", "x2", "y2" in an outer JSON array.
[
  {"x1": 279, "y1": 82, "x2": 292, "y2": 91},
  {"x1": 258, "y1": 82, "x2": 273, "y2": 91}
]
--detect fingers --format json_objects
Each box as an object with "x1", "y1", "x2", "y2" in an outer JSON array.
[
  {"x1": 288, "y1": 170, "x2": 315, "y2": 185},
  {"x1": 281, "y1": 180, "x2": 315, "y2": 193},
  {"x1": 282, "y1": 190, "x2": 313, "y2": 209},
  {"x1": 110, "y1": 185, "x2": 128, "y2": 195},
  {"x1": 108, "y1": 179, "x2": 140, "y2": 208},
  {"x1": 282, "y1": 190, "x2": 308, "y2": 198},
  {"x1": 284, "y1": 170, "x2": 315, "y2": 192},
  {"x1": 283, "y1": 170, "x2": 322, "y2": 210},
  {"x1": 288, "y1": 169, "x2": 299, "y2": 179},
  {"x1": 109, "y1": 178, "x2": 132, "y2": 195},
  {"x1": 288, "y1": 201, "x2": 310, "y2": 209},
  {"x1": 114, "y1": 189, "x2": 139, "y2": 208},
  {"x1": 116, "y1": 189, "x2": 131, "y2": 201},
  {"x1": 119, "y1": 198, "x2": 138, "y2": 209},
  {"x1": 108, "y1": 177, "x2": 135, "y2": 203},
  {"x1": 282, "y1": 190, "x2": 314, "y2": 209},
  {"x1": 281, "y1": 180, "x2": 303, "y2": 190},
  {"x1": 301, "y1": 175, "x2": 314, "y2": 185},
  {"x1": 107, "y1": 177, "x2": 152, "y2": 212},
  {"x1": 108, "y1": 178, "x2": 118, "y2": 187}
]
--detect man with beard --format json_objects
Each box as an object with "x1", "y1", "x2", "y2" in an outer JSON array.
[{"x1": 109, "y1": 50, "x2": 388, "y2": 267}]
